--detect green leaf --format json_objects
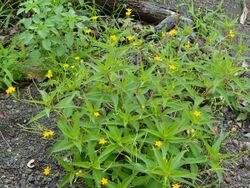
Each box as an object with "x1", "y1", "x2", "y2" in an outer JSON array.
[
  {"x1": 73, "y1": 140, "x2": 82, "y2": 153},
  {"x1": 38, "y1": 30, "x2": 48, "y2": 39},
  {"x1": 57, "y1": 118, "x2": 75, "y2": 139},
  {"x1": 58, "y1": 173, "x2": 71, "y2": 188},
  {"x1": 56, "y1": 45, "x2": 66, "y2": 57},
  {"x1": 152, "y1": 147, "x2": 166, "y2": 171},
  {"x1": 55, "y1": 95, "x2": 76, "y2": 109},
  {"x1": 65, "y1": 32, "x2": 74, "y2": 48},
  {"x1": 50, "y1": 138, "x2": 74, "y2": 154},
  {"x1": 236, "y1": 113, "x2": 248, "y2": 121},
  {"x1": 29, "y1": 108, "x2": 50, "y2": 123},
  {"x1": 29, "y1": 50, "x2": 41, "y2": 64},
  {"x1": 71, "y1": 161, "x2": 91, "y2": 168},
  {"x1": 212, "y1": 133, "x2": 226, "y2": 153},
  {"x1": 20, "y1": 32, "x2": 33, "y2": 44},
  {"x1": 121, "y1": 172, "x2": 137, "y2": 188},
  {"x1": 98, "y1": 144, "x2": 119, "y2": 163},
  {"x1": 171, "y1": 151, "x2": 186, "y2": 170},
  {"x1": 42, "y1": 39, "x2": 51, "y2": 50}
]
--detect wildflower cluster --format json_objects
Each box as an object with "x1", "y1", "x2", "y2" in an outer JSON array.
[
  {"x1": 9, "y1": 1, "x2": 249, "y2": 188},
  {"x1": 125, "y1": 8, "x2": 132, "y2": 17},
  {"x1": 5, "y1": 86, "x2": 16, "y2": 94},
  {"x1": 43, "y1": 167, "x2": 51, "y2": 176},
  {"x1": 42, "y1": 130, "x2": 55, "y2": 138}
]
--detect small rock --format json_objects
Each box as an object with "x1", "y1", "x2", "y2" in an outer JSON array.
[
  {"x1": 224, "y1": 177, "x2": 231, "y2": 184},
  {"x1": 7, "y1": 149, "x2": 12, "y2": 152},
  {"x1": 236, "y1": 122, "x2": 242, "y2": 128},
  {"x1": 20, "y1": 179, "x2": 26, "y2": 187},
  {"x1": 232, "y1": 140, "x2": 239, "y2": 146},
  {"x1": 242, "y1": 142, "x2": 250, "y2": 150},
  {"x1": 28, "y1": 175, "x2": 34, "y2": 182},
  {"x1": 6, "y1": 105, "x2": 12, "y2": 109},
  {"x1": 244, "y1": 133, "x2": 250, "y2": 139}
]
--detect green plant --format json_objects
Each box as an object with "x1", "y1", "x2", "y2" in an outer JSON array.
[
  {"x1": 7, "y1": 0, "x2": 250, "y2": 187},
  {"x1": 0, "y1": 0, "x2": 23, "y2": 29},
  {"x1": 0, "y1": 39, "x2": 26, "y2": 90}
]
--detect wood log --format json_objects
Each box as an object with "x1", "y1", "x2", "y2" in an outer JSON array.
[
  {"x1": 93, "y1": 0, "x2": 194, "y2": 35},
  {"x1": 94, "y1": 0, "x2": 176, "y2": 23}
]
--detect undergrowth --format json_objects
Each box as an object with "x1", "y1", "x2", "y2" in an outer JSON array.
[{"x1": 1, "y1": 0, "x2": 249, "y2": 187}]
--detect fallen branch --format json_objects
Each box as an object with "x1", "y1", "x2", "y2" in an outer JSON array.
[{"x1": 94, "y1": 0, "x2": 176, "y2": 23}]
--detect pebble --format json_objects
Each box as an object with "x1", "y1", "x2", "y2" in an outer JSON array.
[
  {"x1": 6, "y1": 105, "x2": 12, "y2": 109},
  {"x1": 236, "y1": 122, "x2": 242, "y2": 128},
  {"x1": 243, "y1": 142, "x2": 250, "y2": 150},
  {"x1": 224, "y1": 177, "x2": 231, "y2": 184},
  {"x1": 244, "y1": 133, "x2": 250, "y2": 139},
  {"x1": 7, "y1": 149, "x2": 12, "y2": 152},
  {"x1": 27, "y1": 175, "x2": 34, "y2": 182},
  {"x1": 232, "y1": 140, "x2": 239, "y2": 146}
]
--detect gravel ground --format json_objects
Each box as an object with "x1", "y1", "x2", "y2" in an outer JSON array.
[{"x1": 0, "y1": 85, "x2": 63, "y2": 187}]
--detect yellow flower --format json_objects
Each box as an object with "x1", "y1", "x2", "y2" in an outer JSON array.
[
  {"x1": 43, "y1": 167, "x2": 51, "y2": 176},
  {"x1": 127, "y1": 35, "x2": 134, "y2": 42},
  {"x1": 45, "y1": 70, "x2": 53, "y2": 79},
  {"x1": 48, "y1": 130, "x2": 55, "y2": 136},
  {"x1": 154, "y1": 55, "x2": 161, "y2": 62},
  {"x1": 154, "y1": 140, "x2": 162, "y2": 148},
  {"x1": 100, "y1": 178, "x2": 108, "y2": 185},
  {"x1": 110, "y1": 35, "x2": 117, "y2": 42},
  {"x1": 85, "y1": 29, "x2": 92, "y2": 35},
  {"x1": 63, "y1": 64, "x2": 69, "y2": 68},
  {"x1": 168, "y1": 64, "x2": 176, "y2": 70},
  {"x1": 229, "y1": 30, "x2": 235, "y2": 39},
  {"x1": 132, "y1": 39, "x2": 144, "y2": 46},
  {"x1": 231, "y1": 127, "x2": 236, "y2": 133},
  {"x1": 168, "y1": 29, "x2": 177, "y2": 37},
  {"x1": 187, "y1": 129, "x2": 195, "y2": 136},
  {"x1": 172, "y1": 183, "x2": 180, "y2": 188},
  {"x1": 185, "y1": 41, "x2": 191, "y2": 48},
  {"x1": 5, "y1": 86, "x2": 16, "y2": 94},
  {"x1": 94, "y1": 112, "x2": 100, "y2": 117},
  {"x1": 99, "y1": 138, "x2": 107, "y2": 145},
  {"x1": 71, "y1": 65, "x2": 75, "y2": 69},
  {"x1": 193, "y1": 110, "x2": 201, "y2": 117},
  {"x1": 75, "y1": 56, "x2": 80, "y2": 60},
  {"x1": 126, "y1": 8, "x2": 132, "y2": 16},
  {"x1": 91, "y1": 16, "x2": 98, "y2": 20},
  {"x1": 42, "y1": 130, "x2": 55, "y2": 138},
  {"x1": 161, "y1": 32, "x2": 166, "y2": 38},
  {"x1": 75, "y1": 169, "x2": 83, "y2": 176}
]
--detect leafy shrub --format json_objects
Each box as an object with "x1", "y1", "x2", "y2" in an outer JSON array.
[
  {"x1": 0, "y1": 40, "x2": 26, "y2": 90},
  {"x1": 5, "y1": 0, "x2": 250, "y2": 187}
]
